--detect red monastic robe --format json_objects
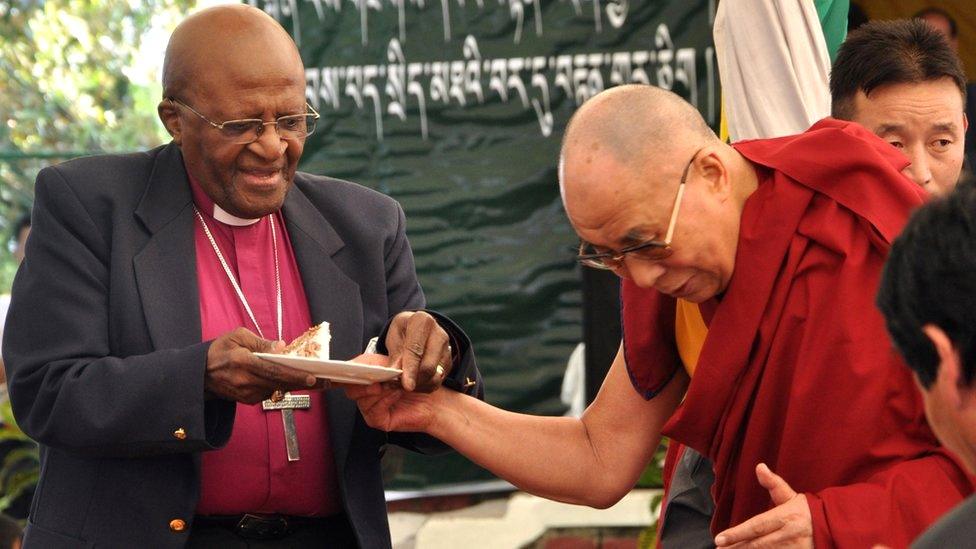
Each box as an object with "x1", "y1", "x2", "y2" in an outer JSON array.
[{"x1": 622, "y1": 118, "x2": 975, "y2": 547}]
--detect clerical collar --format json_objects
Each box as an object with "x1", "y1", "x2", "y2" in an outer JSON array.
[
  {"x1": 214, "y1": 204, "x2": 261, "y2": 226},
  {"x1": 186, "y1": 173, "x2": 262, "y2": 227}
]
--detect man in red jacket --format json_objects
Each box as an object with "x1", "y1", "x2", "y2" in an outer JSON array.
[{"x1": 347, "y1": 84, "x2": 974, "y2": 547}]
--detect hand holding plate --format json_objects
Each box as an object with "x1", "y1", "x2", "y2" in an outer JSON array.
[
  {"x1": 204, "y1": 327, "x2": 318, "y2": 404},
  {"x1": 385, "y1": 311, "x2": 453, "y2": 393}
]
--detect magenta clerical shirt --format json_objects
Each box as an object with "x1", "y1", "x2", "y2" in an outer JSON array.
[{"x1": 189, "y1": 178, "x2": 341, "y2": 517}]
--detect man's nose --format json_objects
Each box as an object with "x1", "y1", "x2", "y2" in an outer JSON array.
[
  {"x1": 901, "y1": 147, "x2": 933, "y2": 188},
  {"x1": 618, "y1": 258, "x2": 667, "y2": 289},
  {"x1": 247, "y1": 125, "x2": 288, "y2": 159}
]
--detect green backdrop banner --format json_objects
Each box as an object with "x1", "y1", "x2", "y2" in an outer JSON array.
[{"x1": 249, "y1": 0, "x2": 718, "y2": 490}]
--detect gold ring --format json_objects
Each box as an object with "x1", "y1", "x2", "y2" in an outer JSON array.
[
  {"x1": 271, "y1": 389, "x2": 285, "y2": 402},
  {"x1": 435, "y1": 364, "x2": 445, "y2": 377}
]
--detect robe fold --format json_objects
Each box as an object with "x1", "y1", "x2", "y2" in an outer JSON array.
[{"x1": 622, "y1": 118, "x2": 974, "y2": 547}]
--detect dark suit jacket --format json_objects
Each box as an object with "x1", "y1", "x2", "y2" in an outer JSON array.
[{"x1": 2, "y1": 143, "x2": 482, "y2": 548}]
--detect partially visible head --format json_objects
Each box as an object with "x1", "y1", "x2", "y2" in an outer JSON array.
[
  {"x1": 158, "y1": 5, "x2": 307, "y2": 218},
  {"x1": 559, "y1": 85, "x2": 753, "y2": 302},
  {"x1": 831, "y1": 18, "x2": 967, "y2": 195},
  {"x1": 848, "y1": 3, "x2": 869, "y2": 32},
  {"x1": 877, "y1": 182, "x2": 976, "y2": 473},
  {"x1": 914, "y1": 7, "x2": 958, "y2": 50}
]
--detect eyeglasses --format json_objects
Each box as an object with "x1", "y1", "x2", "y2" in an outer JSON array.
[
  {"x1": 168, "y1": 97, "x2": 320, "y2": 144},
  {"x1": 576, "y1": 149, "x2": 700, "y2": 270}
]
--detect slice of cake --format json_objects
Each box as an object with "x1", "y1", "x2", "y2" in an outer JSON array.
[{"x1": 284, "y1": 322, "x2": 331, "y2": 359}]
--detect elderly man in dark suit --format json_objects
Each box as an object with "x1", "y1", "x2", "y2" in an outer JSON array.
[{"x1": 2, "y1": 5, "x2": 482, "y2": 547}]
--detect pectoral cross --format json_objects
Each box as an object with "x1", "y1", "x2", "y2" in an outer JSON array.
[{"x1": 262, "y1": 393, "x2": 311, "y2": 461}]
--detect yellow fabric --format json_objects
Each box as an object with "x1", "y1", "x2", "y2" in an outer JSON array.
[
  {"x1": 674, "y1": 298, "x2": 708, "y2": 376},
  {"x1": 673, "y1": 93, "x2": 723, "y2": 376},
  {"x1": 719, "y1": 93, "x2": 729, "y2": 142}
]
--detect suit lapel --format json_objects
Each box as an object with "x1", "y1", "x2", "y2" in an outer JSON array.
[
  {"x1": 282, "y1": 181, "x2": 364, "y2": 475},
  {"x1": 132, "y1": 144, "x2": 201, "y2": 351}
]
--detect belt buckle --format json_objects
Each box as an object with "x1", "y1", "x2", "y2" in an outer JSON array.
[{"x1": 236, "y1": 513, "x2": 290, "y2": 540}]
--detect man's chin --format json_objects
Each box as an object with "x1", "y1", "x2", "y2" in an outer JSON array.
[
  {"x1": 221, "y1": 193, "x2": 288, "y2": 219},
  {"x1": 225, "y1": 179, "x2": 291, "y2": 217},
  {"x1": 675, "y1": 280, "x2": 720, "y2": 303}
]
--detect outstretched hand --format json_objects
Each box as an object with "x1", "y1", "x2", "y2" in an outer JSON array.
[
  {"x1": 343, "y1": 353, "x2": 440, "y2": 432},
  {"x1": 714, "y1": 463, "x2": 813, "y2": 548},
  {"x1": 205, "y1": 327, "x2": 322, "y2": 404}
]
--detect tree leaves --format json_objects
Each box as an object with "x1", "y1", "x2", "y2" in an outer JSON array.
[{"x1": 0, "y1": 0, "x2": 192, "y2": 289}]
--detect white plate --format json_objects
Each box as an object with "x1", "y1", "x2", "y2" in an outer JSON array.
[{"x1": 253, "y1": 353, "x2": 401, "y2": 385}]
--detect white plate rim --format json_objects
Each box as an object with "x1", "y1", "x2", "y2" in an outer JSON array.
[{"x1": 253, "y1": 352, "x2": 401, "y2": 383}]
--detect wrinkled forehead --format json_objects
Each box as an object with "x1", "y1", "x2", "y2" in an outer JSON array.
[
  {"x1": 205, "y1": 38, "x2": 301, "y2": 79},
  {"x1": 851, "y1": 79, "x2": 966, "y2": 132},
  {"x1": 561, "y1": 149, "x2": 675, "y2": 239}
]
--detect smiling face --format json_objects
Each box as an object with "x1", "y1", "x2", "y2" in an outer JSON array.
[
  {"x1": 852, "y1": 78, "x2": 967, "y2": 196},
  {"x1": 159, "y1": 6, "x2": 307, "y2": 219},
  {"x1": 563, "y1": 148, "x2": 740, "y2": 303},
  {"x1": 174, "y1": 78, "x2": 306, "y2": 218}
]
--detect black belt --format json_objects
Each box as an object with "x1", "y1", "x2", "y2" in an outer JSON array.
[{"x1": 193, "y1": 513, "x2": 347, "y2": 540}]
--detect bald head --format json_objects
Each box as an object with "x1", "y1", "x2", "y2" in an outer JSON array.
[
  {"x1": 563, "y1": 85, "x2": 717, "y2": 167},
  {"x1": 162, "y1": 5, "x2": 304, "y2": 100},
  {"x1": 561, "y1": 85, "x2": 717, "y2": 186}
]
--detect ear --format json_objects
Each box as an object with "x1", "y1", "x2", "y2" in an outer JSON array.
[
  {"x1": 158, "y1": 100, "x2": 182, "y2": 144},
  {"x1": 963, "y1": 112, "x2": 969, "y2": 132},
  {"x1": 695, "y1": 146, "x2": 732, "y2": 202},
  {"x1": 922, "y1": 324, "x2": 966, "y2": 410}
]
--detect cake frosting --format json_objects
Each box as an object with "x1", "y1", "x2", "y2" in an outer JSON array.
[{"x1": 283, "y1": 321, "x2": 331, "y2": 359}]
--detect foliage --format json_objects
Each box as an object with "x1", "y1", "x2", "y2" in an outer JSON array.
[
  {"x1": 635, "y1": 439, "x2": 669, "y2": 548},
  {"x1": 0, "y1": 396, "x2": 37, "y2": 515},
  {"x1": 0, "y1": 0, "x2": 194, "y2": 290},
  {"x1": 0, "y1": 0, "x2": 197, "y2": 511},
  {"x1": 636, "y1": 439, "x2": 668, "y2": 488}
]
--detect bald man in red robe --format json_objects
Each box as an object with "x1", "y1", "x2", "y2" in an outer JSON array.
[
  {"x1": 346, "y1": 84, "x2": 975, "y2": 548},
  {"x1": 646, "y1": 18, "x2": 973, "y2": 547}
]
